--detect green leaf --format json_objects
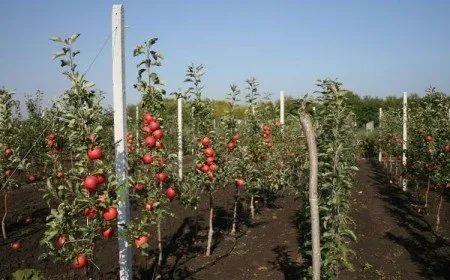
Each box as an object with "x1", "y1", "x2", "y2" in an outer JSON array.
[
  {"x1": 52, "y1": 51, "x2": 66, "y2": 60},
  {"x1": 50, "y1": 36, "x2": 64, "y2": 43},
  {"x1": 68, "y1": 33, "x2": 81, "y2": 45},
  {"x1": 60, "y1": 60, "x2": 70, "y2": 67}
]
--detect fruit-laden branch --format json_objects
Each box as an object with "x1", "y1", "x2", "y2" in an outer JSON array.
[{"x1": 300, "y1": 112, "x2": 321, "y2": 280}]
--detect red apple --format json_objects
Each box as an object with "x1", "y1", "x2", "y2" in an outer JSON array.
[
  {"x1": 156, "y1": 172, "x2": 168, "y2": 183},
  {"x1": 84, "y1": 207, "x2": 97, "y2": 219},
  {"x1": 4, "y1": 169, "x2": 12, "y2": 177},
  {"x1": 144, "y1": 136, "x2": 156, "y2": 147},
  {"x1": 207, "y1": 171, "x2": 215, "y2": 181},
  {"x1": 87, "y1": 146, "x2": 103, "y2": 160},
  {"x1": 227, "y1": 142, "x2": 235, "y2": 151},
  {"x1": 28, "y1": 175, "x2": 37, "y2": 183},
  {"x1": 201, "y1": 137, "x2": 211, "y2": 147},
  {"x1": 206, "y1": 157, "x2": 214, "y2": 165},
  {"x1": 48, "y1": 133, "x2": 56, "y2": 140},
  {"x1": 200, "y1": 164, "x2": 209, "y2": 173},
  {"x1": 4, "y1": 148, "x2": 12, "y2": 158},
  {"x1": 135, "y1": 236, "x2": 149, "y2": 248},
  {"x1": 444, "y1": 145, "x2": 450, "y2": 153},
  {"x1": 145, "y1": 198, "x2": 155, "y2": 211},
  {"x1": 135, "y1": 184, "x2": 144, "y2": 192},
  {"x1": 143, "y1": 112, "x2": 154, "y2": 124},
  {"x1": 11, "y1": 242, "x2": 21, "y2": 250},
  {"x1": 232, "y1": 134, "x2": 240, "y2": 141},
  {"x1": 71, "y1": 255, "x2": 88, "y2": 269},
  {"x1": 166, "y1": 187, "x2": 176, "y2": 199},
  {"x1": 102, "y1": 227, "x2": 114, "y2": 239},
  {"x1": 56, "y1": 235, "x2": 67, "y2": 248},
  {"x1": 83, "y1": 175, "x2": 99, "y2": 192},
  {"x1": 103, "y1": 207, "x2": 118, "y2": 221},
  {"x1": 24, "y1": 217, "x2": 32, "y2": 225},
  {"x1": 204, "y1": 148, "x2": 214, "y2": 157},
  {"x1": 142, "y1": 153, "x2": 153, "y2": 164},
  {"x1": 153, "y1": 129, "x2": 164, "y2": 139},
  {"x1": 56, "y1": 171, "x2": 64, "y2": 178},
  {"x1": 236, "y1": 178, "x2": 245, "y2": 188},
  {"x1": 425, "y1": 135, "x2": 433, "y2": 142},
  {"x1": 209, "y1": 163, "x2": 219, "y2": 171},
  {"x1": 149, "y1": 120, "x2": 160, "y2": 131}
]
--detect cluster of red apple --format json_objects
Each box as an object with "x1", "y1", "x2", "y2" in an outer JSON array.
[
  {"x1": 84, "y1": 139, "x2": 105, "y2": 193},
  {"x1": 142, "y1": 112, "x2": 164, "y2": 150},
  {"x1": 262, "y1": 125, "x2": 273, "y2": 148},
  {"x1": 3, "y1": 145, "x2": 13, "y2": 178},
  {"x1": 47, "y1": 133, "x2": 61, "y2": 154},
  {"x1": 140, "y1": 112, "x2": 176, "y2": 198},
  {"x1": 126, "y1": 132, "x2": 136, "y2": 153},
  {"x1": 227, "y1": 133, "x2": 240, "y2": 151},
  {"x1": 197, "y1": 136, "x2": 218, "y2": 181}
]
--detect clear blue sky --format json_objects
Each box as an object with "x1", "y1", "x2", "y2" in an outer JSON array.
[{"x1": 1, "y1": 0, "x2": 449, "y2": 109}]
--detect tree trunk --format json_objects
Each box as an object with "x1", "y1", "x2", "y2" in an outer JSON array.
[
  {"x1": 425, "y1": 178, "x2": 431, "y2": 208},
  {"x1": 300, "y1": 112, "x2": 321, "y2": 280},
  {"x1": 2, "y1": 192, "x2": 7, "y2": 240},
  {"x1": 250, "y1": 195, "x2": 255, "y2": 220},
  {"x1": 157, "y1": 222, "x2": 162, "y2": 266},
  {"x1": 206, "y1": 192, "x2": 214, "y2": 256},
  {"x1": 389, "y1": 155, "x2": 392, "y2": 173},
  {"x1": 436, "y1": 188, "x2": 443, "y2": 232},
  {"x1": 231, "y1": 188, "x2": 240, "y2": 235},
  {"x1": 415, "y1": 179, "x2": 420, "y2": 203},
  {"x1": 157, "y1": 182, "x2": 163, "y2": 267}
]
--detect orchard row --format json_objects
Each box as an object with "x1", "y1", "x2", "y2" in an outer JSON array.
[{"x1": 1, "y1": 34, "x2": 361, "y2": 278}]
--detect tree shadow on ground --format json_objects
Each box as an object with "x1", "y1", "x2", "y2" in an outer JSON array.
[
  {"x1": 270, "y1": 245, "x2": 303, "y2": 279},
  {"x1": 368, "y1": 158, "x2": 450, "y2": 279},
  {"x1": 138, "y1": 205, "x2": 247, "y2": 279}
]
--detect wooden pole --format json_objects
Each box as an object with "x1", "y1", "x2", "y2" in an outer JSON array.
[{"x1": 112, "y1": 5, "x2": 132, "y2": 279}]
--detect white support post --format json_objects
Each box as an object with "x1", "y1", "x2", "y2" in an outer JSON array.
[
  {"x1": 112, "y1": 5, "x2": 132, "y2": 280},
  {"x1": 177, "y1": 97, "x2": 183, "y2": 181},
  {"x1": 402, "y1": 92, "x2": 408, "y2": 191},
  {"x1": 280, "y1": 90, "x2": 285, "y2": 131},
  {"x1": 378, "y1": 107, "x2": 383, "y2": 162}
]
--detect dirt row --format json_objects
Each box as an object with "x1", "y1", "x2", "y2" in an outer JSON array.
[{"x1": 1, "y1": 159, "x2": 449, "y2": 279}]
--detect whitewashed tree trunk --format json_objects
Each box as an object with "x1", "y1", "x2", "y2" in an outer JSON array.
[
  {"x1": 250, "y1": 195, "x2": 255, "y2": 220},
  {"x1": 231, "y1": 188, "x2": 240, "y2": 235},
  {"x1": 206, "y1": 192, "x2": 214, "y2": 256}
]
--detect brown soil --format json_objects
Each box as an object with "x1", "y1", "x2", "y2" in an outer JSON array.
[{"x1": 1, "y1": 159, "x2": 449, "y2": 279}]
